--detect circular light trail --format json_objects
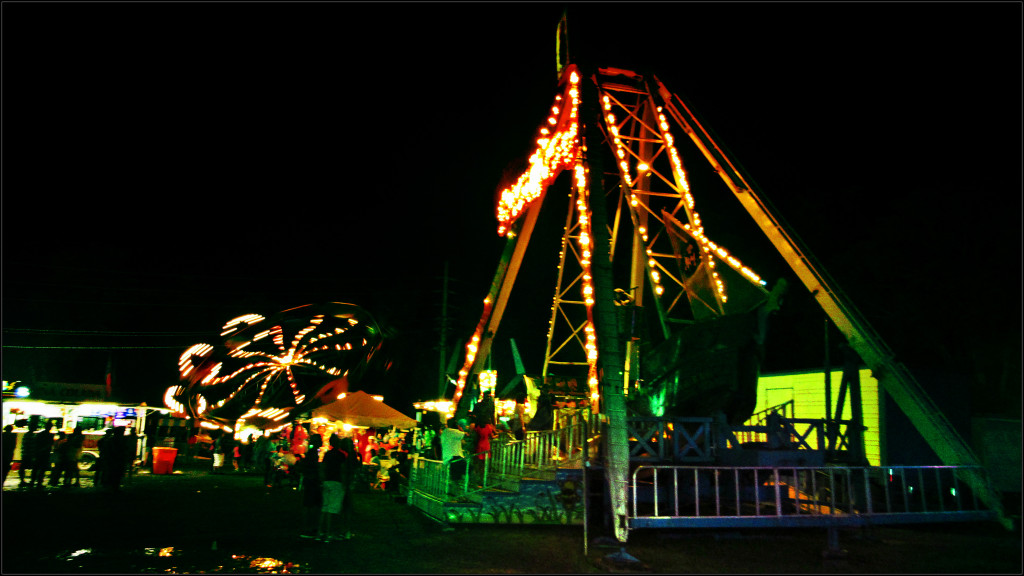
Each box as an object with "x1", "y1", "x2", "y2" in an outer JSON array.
[{"x1": 175, "y1": 302, "x2": 384, "y2": 427}]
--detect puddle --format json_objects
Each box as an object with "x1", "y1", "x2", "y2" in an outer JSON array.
[
  {"x1": 45, "y1": 547, "x2": 306, "y2": 573},
  {"x1": 56, "y1": 548, "x2": 94, "y2": 561},
  {"x1": 232, "y1": 554, "x2": 303, "y2": 573}
]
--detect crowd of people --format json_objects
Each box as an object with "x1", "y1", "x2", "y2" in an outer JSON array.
[
  {"x1": 183, "y1": 421, "x2": 421, "y2": 542},
  {"x1": 2, "y1": 390, "x2": 564, "y2": 544},
  {"x1": 2, "y1": 420, "x2": 141, "y2": 492}
]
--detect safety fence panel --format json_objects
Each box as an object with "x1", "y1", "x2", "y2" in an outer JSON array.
[
  {"x1": 411, "y1": 421, "x2": 592, "y2": 499},
  {"x1": 629, "y1": 465, "x2": 996, "y2": 529},
  {"x1": 408, "y1": 455, "x2": 450, "y2": 501},
  {"x1": 494, "y1": 420, "x2": 589, "y2": 473}
]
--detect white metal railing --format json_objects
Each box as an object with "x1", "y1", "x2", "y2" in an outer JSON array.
[
  {"x1": 629, "y1": 465, "x2": 996, "y2": 528},
  {"x1": 408, "y1": 455, "x2": 449, "y2": 500},
  {"x1": 407, "y1": 451, "x2": 492, "y2": 500},
  {"x1": 409, "y1": 419, "x2": 592, "y2": 503},
  {"x1": 488, "y1": 420, "x2": 590, "y2": 478}
]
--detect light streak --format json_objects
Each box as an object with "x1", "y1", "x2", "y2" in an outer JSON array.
[
  {"x1": 496, "y1": 68, "x2": 581, "y2": 236},
  {"x1": 176, "y1": 303, "x2": 383, "y2": 427}
]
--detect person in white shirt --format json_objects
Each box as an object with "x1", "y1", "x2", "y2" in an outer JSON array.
[
  {"x1": 370, "y1": 448, "x2": 395, "y2": 490},
  {"x1": 439, "y1": 418, "x2": 468, "y2": 487}
]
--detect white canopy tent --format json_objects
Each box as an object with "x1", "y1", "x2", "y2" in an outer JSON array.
[{"x1": 311, "y1": 391, "x2": 417, "y2": 429}]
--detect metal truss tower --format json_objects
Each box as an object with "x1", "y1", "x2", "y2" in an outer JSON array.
[{"x1": 446, "y1": 45, "x2": 1010, "y2": 542}]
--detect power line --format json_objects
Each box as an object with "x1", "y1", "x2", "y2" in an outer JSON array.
[
  {"x1": 1, "y1": 296, "x2": 226, "y2": 309},
  {"x1": 4, "y1": 259, "x2": 422, "y2": 286},
  {"x1": 2, "y1": 287, "x2": 438, "y2": 309},
  {"x1": 3, "y1": 328, "x2": 212, "y2": 336},
  {"x1": 2, "y1": 345, "x2": 189, "y2": 350}
]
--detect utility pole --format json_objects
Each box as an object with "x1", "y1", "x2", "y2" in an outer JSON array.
[
  {"x1": 581, "y1": 64, "x2": 630, "y2": 543},
  {"x1": 438, "y1": 261, "x2": 449, "y2": 399},
  {"x1": 824, "y1": 318, "x2": 833, "y2": 452}
]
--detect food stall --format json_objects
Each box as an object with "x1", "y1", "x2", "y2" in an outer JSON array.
[{"x1": 2, "y1": 380, "x2": 171, "y2": 470}]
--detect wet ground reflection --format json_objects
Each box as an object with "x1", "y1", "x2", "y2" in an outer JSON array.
[{"x1": 49, "y1": 546, "x2": 306, "y2": 573}]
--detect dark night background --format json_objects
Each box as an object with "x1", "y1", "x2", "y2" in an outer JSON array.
[{"x1": 3, "y1": 3, "x2": 1021, "y2": 428}]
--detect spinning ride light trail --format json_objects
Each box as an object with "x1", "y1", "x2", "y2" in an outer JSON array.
[{"x1": 175, "y1": 302, "x2": 384, "y2": 428}]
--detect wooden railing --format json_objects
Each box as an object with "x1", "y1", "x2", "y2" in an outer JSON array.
[
  {"x1": 727, "y1": 417, "x2": 853, "y2": 455},
  {"x1": 627, "y1": 417, "x2": 715, "y2": 462},
  {"x1": 748, "y1": 400, "x2": 795, "y2": 425}
]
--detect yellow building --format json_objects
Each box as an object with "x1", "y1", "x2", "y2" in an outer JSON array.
[{"x1": 746, "y1": 368, "x2": 883, "y2": 466}]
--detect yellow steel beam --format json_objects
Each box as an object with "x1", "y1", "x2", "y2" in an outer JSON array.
[{"x1": 653, "y1": 77, "x2": 1011, "y2": 530}]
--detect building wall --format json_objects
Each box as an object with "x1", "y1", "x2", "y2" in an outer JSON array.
[{"x1": 747, "y1": 368, "x2": 882, "y2": 466}]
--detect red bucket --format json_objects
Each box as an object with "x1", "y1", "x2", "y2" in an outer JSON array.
[{"x1": 152, "y1": 447, "x2": 178, "y2": 475}]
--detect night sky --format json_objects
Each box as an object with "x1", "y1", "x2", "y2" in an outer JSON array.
[{"x1": 3, "y1": 3, "x2": 1021, "y2": 421}]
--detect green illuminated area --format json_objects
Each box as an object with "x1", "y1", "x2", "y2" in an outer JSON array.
[{"x1": 746, "y1": 369, "x2": 881, "y2": 466}]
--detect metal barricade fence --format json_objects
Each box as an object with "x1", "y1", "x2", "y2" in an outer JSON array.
[
  {"x1": 409, "y1": 455, "x2": 449, "y2": 500},
  {"x1": 411, "y1": 420, "x2": 592, "y2": 500},
  {"x1": 629, "y1": 464, "x2": 995, "y2": 529},
  {"x1": 408, "y1": 451, "x2": 492, "y2": 499},
  {"x1": 493, "y1": 420, "x2": 589, "y2": 474}
]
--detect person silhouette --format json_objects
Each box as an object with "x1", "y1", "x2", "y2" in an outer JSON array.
[
  {"x1": 18, "y1": 420, "x2": 38, "y2": 488},
  {"x1": 49, "y1": 431, "x2": 69, "y2": 486},
  {"x1": 337, "y1": 436, "x2": 361, "y2": 539},
  {"x1": 3, "y1": 424, "x2": 16, "y2": 485},
  {"x1": 96, "y1": 428, "x2": 114, "y2": 488},
  {"x1": 30, "y1": 422, "x2": 55, "y2": 489},
  {"x1": 64, "y1": 427, "x2": 85, "y2": 488},
  {"x1": 125, "y1": 428, "x2": 140, "y2": 479},
  {"x1": 102, "y1": 427, "x2": 128, "y2": 492},
  {"x1": 297, "y1": 434, "x2": 323, "y2": 539},
  {"x1": 318, "y1": 434, "x2": 345, "y2": 542}
]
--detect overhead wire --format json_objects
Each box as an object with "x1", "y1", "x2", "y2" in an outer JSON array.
[
  {"x1": 2, "y1": 327, "x2": 208, "y2": 350},
  {"x1": 2, "y1": 345, "x2": 191, "y2": 350},
  {"x1": 3, "y1": 328, "x2": 212, "y2": 336},
  {"x1": 4, "y1": 328, "x2": 211, "y2": 335}
]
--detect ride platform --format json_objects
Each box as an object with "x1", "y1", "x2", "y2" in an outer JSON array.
[{"x1": 408, "y1": 466, "x2": 585, "y2": 526}]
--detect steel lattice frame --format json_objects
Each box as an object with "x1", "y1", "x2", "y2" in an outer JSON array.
[
  {"x1": 542, "y1": 68, "x2": 768, "y2": 392},
  {"x1": 541, "y1": 187, "x2": 591, "y2": 379}
]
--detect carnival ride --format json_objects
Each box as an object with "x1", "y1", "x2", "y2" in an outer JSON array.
[
  {"x1": 174, "y1": 302, "x2": 384, "y2": 431},
  {"x1": 434, "y1": 25, "x2": 1010, "y2": 542}
]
